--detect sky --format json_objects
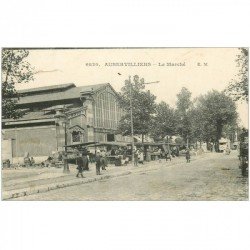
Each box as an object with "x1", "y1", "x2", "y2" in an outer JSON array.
[{"x1": 16, "y1": 48, "x2": 248, "y2": 128}]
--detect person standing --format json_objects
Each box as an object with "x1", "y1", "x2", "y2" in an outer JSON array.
[
  {"x1": 166, "y1": 151, "x2": 172, "y2": 161},
  {"x1": 146, "y1": 148, "x2": 151, "y2": 162},
  {"x1": 96, "y1": 151, "x2": 101, "y2": 175},
  {"x1": 76, "y1": 155, "x2": 84, "y2": 178},
  {"x1": 185, "y1": 148, "x2": 191, "y2": 163},
  {"x1": 101, "y1": 149, "x2": 107, "y2": 170},
  {"x1": 134, "y1": 148, "x2": 139, "y2": 166},
  {"x1": 111, "y1": 147, "x2": 116, "y2": 156},
  {"x1": 30, "y1": 157, "x2": 35, "y2": 166},
  {"x1": 82, "y1": 151, "x2": 89, "y2": 171},
  {"x1": 86, "y1": 152, "x2": 90, "y2": 170}
]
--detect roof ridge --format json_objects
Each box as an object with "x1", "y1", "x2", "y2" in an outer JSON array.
[
  {"x1": 77, "y1": 83, "x2": 108, "y2": 89},
  {"x1": 18, "y1": 82, "x2": 109, "y2": 94},
  {"x1": 18, "y1": 83, "x2": 76, "y2": 93},
  {"x1": 15, "y1": 82, "x2": 117, "y2": 105}
]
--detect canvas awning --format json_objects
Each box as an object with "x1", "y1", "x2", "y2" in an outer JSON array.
[
  {"x1": 64, "y1": 141, "x2": 98, "y2": 148},
  {"x1": 95, "y1": 141, "x2": 129, "y2": 147},
  {"x1": 219, "y1": 138, "x2": 228, "y2": 143},
  {"x1": 126, "y1": 142, "x2": 180, "y2": 147}
]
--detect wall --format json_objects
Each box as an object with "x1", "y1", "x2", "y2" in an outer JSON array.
[
  {"x1": 56, "y1": 123, "x2": 66, "y2": 149},
  {"x1": 2, "y1": 139, "x2": 13, "y2": 163},
  {"x1": 2, "y1": 125, "x2": 57, "y2": 158},
  {"x1": 87, "y1": 127, "x2": 95, "y2": 142},
  {"x1": 67, "y1": 109, "x2": 88, "y2": 144},
  {"x1": 95, "y1": 132, "x2": 106, "y2": 142}
]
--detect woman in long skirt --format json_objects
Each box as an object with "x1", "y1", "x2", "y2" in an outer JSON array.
[{"x1": 96, "y1": 151, "x2": 101, "y2": 175}]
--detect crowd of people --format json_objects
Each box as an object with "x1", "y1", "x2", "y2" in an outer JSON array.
[
  {"x1": 2, "y1": 145, "x2": 193, "y2": 173},
  {"x1": 76, "y1": 148, "x2": 109, "y2": 177},
  {"x1": 24, "y1": 154, "x2": 36, "y2": 167}
]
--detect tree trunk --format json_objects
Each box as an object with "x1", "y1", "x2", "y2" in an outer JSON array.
[
  {"x1": 142, "y1": 134, "x2": 146, "y2": 158},
  {"x1": 216, "y1": 122, "x2": 223, "y2": 141},
  {"x1": 206, "y1": 140, "x2": 209, "y2": 150}
]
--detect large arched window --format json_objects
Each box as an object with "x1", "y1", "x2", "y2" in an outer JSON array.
[{"x1": 94, "y1": 88, "x2": 122, "y2": 129}]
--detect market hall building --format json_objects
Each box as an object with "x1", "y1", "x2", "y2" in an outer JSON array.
[{"x1": 2, "y1": 83, "x2": 130, "y2": 163}]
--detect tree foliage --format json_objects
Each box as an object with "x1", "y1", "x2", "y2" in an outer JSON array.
[
  {"x1": 175, "y1": 87, "x2": 193, "y2": 142},
  {"x1": 227, "y1": 48, "x2": 248, "y2": 102},
  {"x1": 189, "y1": 106, "x2": 217, "y2": 144},
  {"x1": 117, "y1": 75, "x2": 156, "y2": 140},
  {"x1": 191, "y1": 90, "x2": 238, "y2": 143},
  {"x1": 150, "y1": 101, "x2": 176, "y2": 141},
  {"x1": 2, "y1": 49, "x2": 34, "y2": 119}
]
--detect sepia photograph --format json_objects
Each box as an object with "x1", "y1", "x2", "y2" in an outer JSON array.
[{"x1": 1, "y1": 48, "x2": 249, "y2": 201}]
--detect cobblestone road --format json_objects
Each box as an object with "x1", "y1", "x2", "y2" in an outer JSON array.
[{"x1": 13, "y1": 151, "x2": 248, "y2": 201}]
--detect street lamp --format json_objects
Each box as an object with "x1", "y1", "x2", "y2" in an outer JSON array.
[
  {"x1": 55, "y1": 113, "x2": 70, "y2": 173},
  {"x1": 128, "y1": 76, "x2": 159, "y2": 165},
  {"x1": 128, "y1": 76, "x2": 135, "y2": 164},
  {"x1": 62, "y1": 119, "x2": 70, "y2": 173}
]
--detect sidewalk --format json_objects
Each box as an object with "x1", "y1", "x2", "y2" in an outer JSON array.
[{"x1": 2, "y1": 154, "x2": 209, "y2": 200}]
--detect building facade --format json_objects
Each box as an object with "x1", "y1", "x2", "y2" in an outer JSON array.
[{"x1": 2, "y1": 83, "x2": 130, "y2": 163}]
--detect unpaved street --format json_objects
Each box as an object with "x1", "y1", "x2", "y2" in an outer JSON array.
[{"x1": 13, "y1": 151, "x2": 248, "y2": 201}]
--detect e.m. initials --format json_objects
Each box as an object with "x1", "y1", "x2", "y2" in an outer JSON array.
[{"x1": 197, "y1": 62, "x2": 208, "y2": 66}]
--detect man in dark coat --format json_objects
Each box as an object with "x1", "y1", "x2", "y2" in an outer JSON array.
[
  {"x1": 82, "y1": 150, "x2": 89, "y2": 171},
  {"x1": 76, "y1": 155, "x2": 84, "y2": 178}
]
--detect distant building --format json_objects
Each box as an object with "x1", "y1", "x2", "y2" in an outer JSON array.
[{"x1": 2, "y1": 83, "x2": 130, "y2": 163}]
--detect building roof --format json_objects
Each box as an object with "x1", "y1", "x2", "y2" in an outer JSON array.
[
  {"x1": 16, "y1": 83, "x2": 109, "y2": 105},
  {"x1": 2, "y1": 106, "x2": 85, "y2": 123},
  {"x1": 2, "y1": 110, "x2": 56, "y2": 123},
  {"x1": 18, "y1": 83, "x2": 76, "y2": 95}
]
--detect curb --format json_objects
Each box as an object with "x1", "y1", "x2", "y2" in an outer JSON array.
[
  {"x1": 3, "y1": 154, "x2": 209, "y2": 200},
  {"x1": 3, "y1": 171, "x2": 132, "y2": 200}
]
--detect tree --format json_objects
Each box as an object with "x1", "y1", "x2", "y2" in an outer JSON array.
[
  {"x1": 222, "y1": 123, "x2": 238, "y2": 143},
  {"x1": 150, "y1": 101, "x2": 176, "y2": 141},
  {"x1": 192, "y1": 90, "x2": 238, "y2": 145},
  {"x1": 175, "y1": 87, "x2": 193, "y2": 143},
  {"x1": 2, "y1": 49, "x2": 34, "y2": 119},
  {"x1": 117, "y1": 75, "x2": 156, "y2": 142},
  {"x1": 226, "y1": 48, "x2": 248, "y2": 102},
  {"x1": 189, "y1": 103, "x2": 217, "y2": 147}
]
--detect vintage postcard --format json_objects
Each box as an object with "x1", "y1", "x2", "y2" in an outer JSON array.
[{"x1": 1, "y1": 48, "x2": 248, "y2": 201}]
